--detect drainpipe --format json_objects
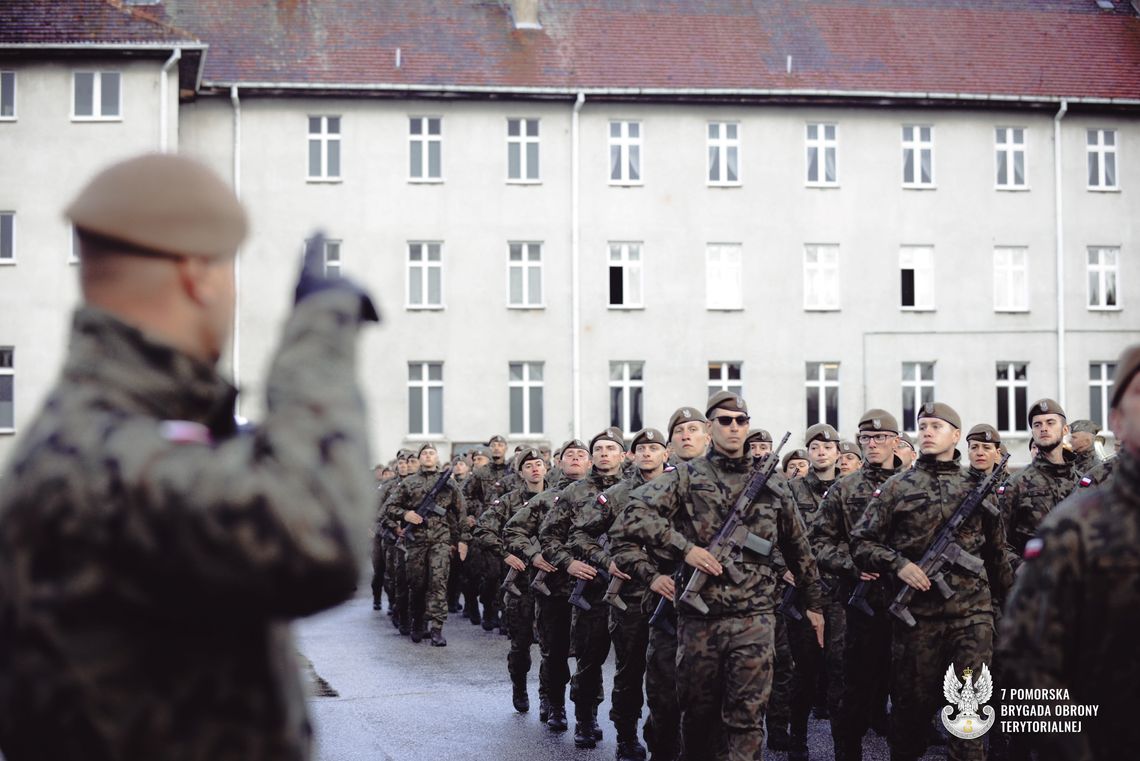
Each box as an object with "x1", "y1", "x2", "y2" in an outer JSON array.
[
  {"x1": 571, "y1": 92, "x2": 585, "y2": 440},
  {"x1": 159, "y1": 48, "x2": 180, "y2": 151},
  {"x1": 230, "y1": 85, "x2": 243, "y2": 409},
  {"x1": 1054, "y1": 99, "x2": 1068, "y2": 408}
]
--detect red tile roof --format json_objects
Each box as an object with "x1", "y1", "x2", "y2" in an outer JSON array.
[
  {"x1": 0, "y1": 0, "x2": 199, "y2": 45},
  {"x1": 4, "y1": 1, "x2": 1140, "y2": 104}
]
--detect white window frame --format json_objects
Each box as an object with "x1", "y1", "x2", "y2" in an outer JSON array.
[
  {"x1": 608, "y1": 242, "x2": 644, "y2": 309},
  {"x1": 71, "y1": 71, "x2": 121, "y2": 121},
  {"x1": 507, "y1": 117, "x2": 541, "y2": 183},
  {"x1": 707, "y1": 121, "x2": 741, "y2": 186},
  {"x1": 409, "y1": 116, "x2": 443, "y2": 182},
  {"x1": 705, "y1": 243, "x2": 743, "y2": 310},
  {"x1": 69, "y1": 225, "x2": 80, "y2": 265},
  {"x1": 805, "y1": 122, "x2": 838, "y2": 186},
  {"x1": 993, "y1": 246, "x2": 1028, "y2": 312},
  {"x1": 608, "y1": 361, "x2": 645, "y2": 437},
  {"x1": 805, "y1": 361, "x2": 840, "y2": 430},
  {"x1": 708, "y1": 361, "x2": 743, "y2": 398},
  {"x1": 1089, "y1": 361, "x2": 1116, "y2": 429},
  {"x1": 901, "y1": 362, "x2": 936, "y2": 433},
  {"x1": 899, "y1": 245, "x2": 935, "y2": 311},
  {"x1": 608, "y1": 120, "x2": 643, "y2": 186},
  {"x1": 322, "y1": 240, "x2": 341, "y2": 278},
  {"x1": 1087, "y1": 246, "x2": 1120, "y2": 311},
  {"x1": 507, "y1": 241, "x2": 544, "y2": 308},
  {"x1": 803, "y1": 244, "x2": 840, "y2": 311},
  {"x1": 306, "y1": 115, "x2": 341, "y2": 182},
  {"x1": 0, "y1": 347, "x2": 13, "y2": 433},
  {"x1": 406, "y1": 241, "x2": 444, "y2": 310},
  {"x1": 901, "y1": 125, "x2": 935, "y2": 188},
  {"x1": 0, "y1": 212, "x2": 14, "y2": 264},
  {"x1": 407, "y1": 362, "x2": 444, "y2": 436},
  {"x1": 0, "y1": 71, "x2": 15, "y2": 121},
  {"x1": 996, "y1": 361, "x2": 1030, "y2": 435},
  {"x1": 1087, "y1": 128, "x2": 1119, "y2": 191},
  {"x1": 995, "y1": 127, "x2": 1028, "y2": 190},
  {"x1": 508, "y1": 362, "x2": 544, "y2": 436}
]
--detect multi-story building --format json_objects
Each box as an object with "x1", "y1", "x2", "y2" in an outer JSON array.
[{"x1": 2, "y1": 0, "x2": 1139, "y2": 465}]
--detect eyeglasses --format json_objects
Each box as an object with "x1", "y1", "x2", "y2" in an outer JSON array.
[
  {"x1": 857, "y1": 433, "x2": 895, "y2": 444},
  {"x1": 712, "y1": 415, "x2": 750, "y2": 427}
]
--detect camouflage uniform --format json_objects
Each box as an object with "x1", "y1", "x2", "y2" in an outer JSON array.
[
  {"x1": 371, "y1": 477, "x2": 398, "y2": 610},
  {"x1": 464, "y1": 460, "x2": 512, "y2": 626},
  {"x1": 385, "y1": 468, "x2": 468, "y2": 633},
  {"x1": 1077, "y1": 456, "x2": 1116, "y2": 489},
  {"x1": 1071, "y1": 447, "x2": 1100, "y2": 476},
  {"x1": 0, "y1": 292, "x2": 373, "y2": 761},
  {"x1": 1000, "y1": 451, "x2": 1079, "y2": 566},
  {"x1": 616, "y1": 449, "x2": 824, "y2": 761},
  {"x1": 997, "y1": 449, "x2": 1140, "y2": 760},
  {"x1": 851, "y1": 452, "x2": 1014, "y2": 761}
]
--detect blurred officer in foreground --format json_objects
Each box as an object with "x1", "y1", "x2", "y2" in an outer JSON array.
[{"x1": 0, "y1": 153, "x2": 379, "y2": 760}]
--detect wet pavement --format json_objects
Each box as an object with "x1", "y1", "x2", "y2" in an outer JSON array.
[{"x1": 297, "y1": 590, "x2": 953, "y2": 760}]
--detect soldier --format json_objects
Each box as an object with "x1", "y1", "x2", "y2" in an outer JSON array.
[
  {"x1": 540, "y1": 427, "x2": 626, "y2": 748},
  {"x1": 383, "y1": 451, "x2": 415, "y2": 633},
  {"x1": 617, "y1": 391, "x2": 825, "y2": 761},
  {"x1": 1000, "y1": 399, "x2": 1079, "y2": 564},
  {"x1": 472, "y1": 446, "x2": 491, "y2": 470},
  {"x1": 998, "y1": 345, "x2": 1140, "y2": 760},
  {"x1": 371, "y1": 456, "x2": 401, "y2": 611},
  {"x1": 837, "y1": 441, "x2": 862, "y2": 476},
  {"x1": 1067, "y1": 419, "x2": 1102, "y2": 475},
  {"x1": 895, "y1": 433, "x2": 917, "y2": 469},
  {"x1": 783, "y1": 448, "x2": 810, "y2": 479},
  {"x1": 746, "y1": 428, "x2": 773, "y2": 460},
  {"x1": 573, "y1": 427, "x2": 671, "y2": 761},
  {"x1": 965, "y1": 424, "x2": 1003, "y2": 478},
  {"x1": 463, "y1": 435, "x2": 512, "y2": 629},
  {"x1": 385, "y1": 443, "x2": 468, "y2": 646},
  {"x1": 0, "y1": 154, "x2": 378, "y2": 760},
  {"x1": 474, "y1": 448, "x2": 549, "y2": 713},
  {"x1": 851, "y1": 402, "x2": 1013, "y2": 761},
  {"x1": 503, "y1": 440, "x2": 591, "y2": 732},
  {"x1": 786, "y1": 423, "x2": 845, "y2": 760},
  {"x1": 816, "y1": 409, "x2": 901, "y2": 760}
]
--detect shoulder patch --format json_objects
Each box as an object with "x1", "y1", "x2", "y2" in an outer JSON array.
[
  {"x1": 665, "y1": 464, "x2": 676, "y2": 472},
  {"x1": 597, "y1": 494, "x2": 608, "y2": 505},
  {"x1": 872, "y1": 488, "x2": 882, "y2": 498},
  {"x1": 1079, "y1": 476, "x2": 1093, "y2": 488},
  {"x1": 492, "y1": 499, "x2": 501, "y2": 505},
  {"x1": 159, "y1": 420, "x2": 212, "y2": 445},
  {"x1": 822, "y1": 489, "x2": 829, "y2": 499},
  {"x1": 1023, "y1": 537, "x2": 1045, "y2": 560},
  {"x1": 997, "y1": 486, "x2": 1006, "y2": 495}
]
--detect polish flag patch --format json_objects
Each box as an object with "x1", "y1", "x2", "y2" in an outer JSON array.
[
  {"x1": 159, "y1": 420, "x2": 212, "y2": 445},
  {"x1": 597, "y1": 494, "x2": 608, "y2": 505},
  {"x1": 1023, "y1": 538, "x2": 1045, "y2": 560},
  {"x1": 997, "y1": 486, "x2": 1006, "y2": 496},
  {"x1": 1079, "y1": 476, "x2": 1093, "y2": 488},
  {"x1": 872, "y1": 489, "x2": 882, "y2": 498}
]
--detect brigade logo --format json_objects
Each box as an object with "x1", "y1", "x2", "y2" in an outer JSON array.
[
  {"x1": 683, "y1": 409, "x2": 692, "y2": 419},
  {"x1": 1039, "y1": 401, "x2": 1048, "y2": 412},
  {"x1": 985, "y1": 431, "x2": 992, "y2": 441},
  {"x1": 647, "y1": 431, "x2": 655, "y2": 440},
  {"x1": 924, "y1": 402, "x2": 935, "y2": 415},
  {"x1": 941, "y1": 664, "x2": 995, "y2": 740},
  {"x1": 873, "y1": 419, "x2": 882, "y2": 430}
]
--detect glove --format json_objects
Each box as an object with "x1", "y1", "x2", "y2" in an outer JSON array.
[{"x1": 294, "y1": 231, "x2": 381, "y2": 322}]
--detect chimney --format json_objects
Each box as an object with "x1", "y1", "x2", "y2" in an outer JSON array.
[{"x1": 510, "y1": 0, "x2": 542, "y2": 30}]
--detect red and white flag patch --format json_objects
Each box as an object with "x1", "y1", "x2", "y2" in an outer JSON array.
[
  {"x1": 1023, "y1": 538, "x2": 1045, "y2": 560},
  {"x1": 159, "y1": 420, "x2": 212, "y2": 445},
  {"x1": 997, "y1": 486, "x2": 1006, "y2": 496},
  {"x1": 597, "y1": 494, "x2": 608, "y2": 505},
  {"x1": 872, "y1": 489, "x2": 882, "y2": 498},
  {"x1": 1079, "y1": 476, "x2": 1093, "y2": 488}
]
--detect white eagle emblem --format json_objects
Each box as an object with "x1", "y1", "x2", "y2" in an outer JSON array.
[{"x1": 940, "y1": 664, "x2": 996, "y2": 739}]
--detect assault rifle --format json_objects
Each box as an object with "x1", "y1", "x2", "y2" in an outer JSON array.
[
  {"x1": 847, "y1": 579, "x2": 875, "y2": 617},
  {"x1": 648, "y1": 597, "x2": 676, "y2": 637},
  {"x1": 777, "y1": 578, "x2": 831, "y2": 621},
  {"x1": 402, "y1": 467, "x2": 454, "y2": 543},
  {"x1": 529, "y1": 569, "x2": 551, "y2": 597},
  {"x1": 678, "y1": 433, "x2": 789, "y2": 615},
  {"x1": 502, "y1": 539, "x2": 542, "y2": 598},
  {"x1": 568, "y1": 533, "x2": 613, "y2": 612},
  {"x1": 888, "y1": 453, "x2": 1010, "y2": 627},
  {"x1": 603, "y1": 574, "x2": 627, "y2": 611}
]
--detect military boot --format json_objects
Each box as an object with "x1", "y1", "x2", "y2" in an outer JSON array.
[
  {"x1": 546, "y1": 704, "x2": 568, "y2": 732},
  {"x1": 767, "y1": 726, "x2": 790, "y2": 752},
  {"x1": 429, "y1": 627, "x2": 447, "y2": 647},
  {"x1": 410, "y1": 618, "x2": 424, "y2": 643},
  {"x1": 615, "y1": 723, "x2": 647, "y2": 761},
  {"x1": 590, "y1": 706, "x2": 604, "y2": 742},
  {"x1": 574, "y1": 709, "x2": 600, "y2": 749},
  {"x1": 788, "y1": 718, "x2": 809, "y2": 761},
  {"x1": 538, "y1": 696, "x2": 550, "y2": 722},
  {"x1": 397, "y1": 614, "x2": 410, "y2": 636},
  {"x1": 482, "y1": 613, "x2": 498, "y2": 632},
  {"x1": 512, "y1": 679, "x2": 529, "y2": 713}
]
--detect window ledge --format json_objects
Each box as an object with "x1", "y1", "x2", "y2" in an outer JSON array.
[
  {"x1": 707, "y1": 182, "x2": 742, "y2": 189},
  {"x1": 607, "y1": 305, "x2": 645, "y2": 310},
  {"x1": 0, "y1": 117, "x2": 16, "y2": 122},
  {"x1": 408, "y1": 178, "x2": 445, "y2": 184},
  {"x1": 406, "y1": 434, "x2": 447, "y2": 441},
  {"x1": 608, "y1": 181, "x2": 644, "y2": 188},
  {"x1": 507, "y1": 304, "x2": 547, "y2": 310},
  {"x1": 0, "y1": 260, "x2": 16, "y2": 267},
  {"x1": 306, "y1": 178, "x2": 343, "y2": 184},
  {"x1": 707, "y1": 307, "x2": 744, "y2": 312},
  {"x1": 0, "y1": 428, "x2": 14, "y2": 435},
  {"x1": 900, "y1": 306, "x2": 936, "y2": 312},
  {"x1": 902, "y1": 184, "x2": 937, "y2": 191},
  {"x1": 71, "y1": 116, "x2": 122, "y2": 123},
  {"x1": 1087, "y1": 186, "x2": 1121, "y2": 193},
  {"x1": 406, "y1": 305, "x2": 447, "y2": 311},
  {"x1": 995, "y1": 185, "x2": 1030, "y2": 192},
  {"x1": 803, "y1": 306, "x2": 841, "y2": 312},
  {"x1": 805, "y1": 182, "x2": 840, "y2": 189},
  {"x1": 994, "y1": 308, "x2": 1030, "y2": 314},
  {"x1": 1087, "y1": 306, "x2": 1123, "y2": 312},
  {"x1": 506, "y1": 179, "x2": 542, "y2": 186}
]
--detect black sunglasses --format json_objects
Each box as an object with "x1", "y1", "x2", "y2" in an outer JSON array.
[{"x1": 713, "y1": 415, "x2": 750, "y2": 427}]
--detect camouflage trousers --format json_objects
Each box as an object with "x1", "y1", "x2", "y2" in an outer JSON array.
[
  {"x1": 607, "y1": 592, "x2": 649, "y2": 731},
  {"x1": 570, "y1": 594, "x2": 611, "y2": 719},
  {"x1": 505, "y1": 588, "x2": 542, "y2": 693},
  {"x1": 676, "y1": 612, "x2": 775, "y2": 761},
  {"x1": 766, "y1": 612, "x2": 793, "y2": 737},
  {"x1": 405, "y1": 541, "x2": 452, "y2": 628},
  {"x1": 788, "y1": 597, "x2": 845, "y2": 735},
  {"x1": 463, "y1": 546, "x2": 500, "y2": 623},
  {"x1": 536, "y1": 595, "x2": 573, "y2": 707},
  {"x1": 890, "y1": 616, "x2": 992, "y2": 761},
  {"x1": 370, "y1": 535, "x2": 386, "y2": 608},
  {"x1": 836, "y1": 598, "x2": 892, "y2": 751},
  {"x1": 643, "y1": 600, "x2": 680, "y2": 761},
  {"x1": 388, "y1": 540, "x2": 408, "y2": 624}
]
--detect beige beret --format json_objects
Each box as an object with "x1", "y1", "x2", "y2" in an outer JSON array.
[
  {"x1": 705, "y1": 391, "x2": 748, "y2": 417},
  {"x1": 1027, "y1": 398, "x2": 1066, "y2": 425},
  {"x1": 66, "y1": 153, "x2": 247, "y2": 259},
  {"x1": 917, "y1": 402, "x2": 962, "y2": 430},
  {"x1": 858, "y1": 409, "x2": 900, "y2": 434},
  {"x1": 668, "y1": 407, "x2": 707, "y2": 436}
]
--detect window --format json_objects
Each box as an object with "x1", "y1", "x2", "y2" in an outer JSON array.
[
  {"x1": 609, "y1": 361, "x2": 644, "y2": 435},
  {"x1": 994, "y1": 247, "x2": 1028, "y2": 311},
  {"x1": 901, "y1": 362, "x2": 936, "y2": 433},
  {"x1": 507, "y1": 118, "x2": 540, "y2": 181},
  {"x1": 803, "y1": 244, "x2": 839, "y2": 310},
  {"x1": 902, "y1": 125, "x2": 934, "y2": 187},
  {"x1": 73, "y1": 71, "x2": 120, "y2": 119},
  {"x1": 1089, "y1": 361, "x2": 1116, "y2": 428},
  {"x1": 307, "y1": 116, "x2": 341, "y2": 181},
  {"x1": 705, "y1": 244, "x2": 742, "y2": 310},
  {"x1": 1087, "y1": 129, "x2": 1118, "y2": 190},
  {"x1": 708, "y1": 362, "x2": 743, "y2": 397},
  {"x1": 0, "y1": 213, "x2": 13, "y2": 262},
  {"x1": 806, "y1": 123, "x2": 838, "y2": 185},
  {"x1": 508, "y1": 242, "x2": 543, "y2": 308},
  {"x1": 408, "y1": 362, "x2": 443, "y2": 435},
  {"x1": 0, "y1": 348, "x2": 12, "y2": 431},
  {"x1": 509, "y1": 362, "x2": 544, "y2": 435},
  {"x1": 608, "y1": 242, "x2": 643, "y2": 308},
  {"x1": 805, "y1": 362, "x2": 839, "y2": 429},
  {"x1": 407, "y1": 242, "x2": 443, "y2": 308},
  {"x1": 996, "y1": 362, "x2": 1029, "y2": 434},
  {"x1": 322, "y1": 240, "x2": 341, "y2": 277},
  {"x1": 69, "y1": 225, "x2": 80, "y2": 265},
  {"x1": 1087, "y1": 246, "x2": 1119, "y2": 309},
  {"x1": 707, "y1": 122, "x2": 740, "y2": 185},
  {"x1": 899, "y1": 246, "x2": 935, "y2": 309},
  {"x1": 0, "y1": 71, "x2": 14, "y2": 119},
  {"x1": 996, "y1": 127, "x2": 1027, "y2": 189},
  {"x1": 409, "y1": 116, "x2": 442, "y2": 180},
  {"x1": 609, "y1": 121, "x2": 642, "y2": 184}
]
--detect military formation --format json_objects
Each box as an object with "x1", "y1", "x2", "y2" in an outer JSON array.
[{"x1": 365, "y1": 348, "x2": 1139, "y2": 761}]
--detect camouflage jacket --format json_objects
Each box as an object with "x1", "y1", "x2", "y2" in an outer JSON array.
[
  {"x1": 372, "y1": 477, "x2": 400, "y2": 536},
  {"x1": 997, "y1": 448, "x2": 1140, "y2": 760},
  {"x1": 503, "y1": 474, "x2": 579, "y2": 598},
  {"x1": 815, "y1": 460, "x2": 900, "y2": 583},
  {"x1": 463, "y1": 460, "x2": 512, "y2": 519},
  {"x1": 611, "y1": 471, "x2": 685, "y2": 588},
  {"x1": 0, "y1": 293, "x2": 373, "y2": 761},
  {"x1": 384, "y1": 468, "x2": 468, "y2": 546},
  {"x1": 473, "y1": 481, "x2": 546, "y2": 559},
  {"x1": 539, "y1": 468, "x2": 623, "y2": 572},
  {"x1": 1071, "y1": 447, "x2": 1101, "y2": 476},
  {"x1": 1078, "y1": 456, "x2": 1116, "y2": 490},
  {"x1": 615, "y1": 449, "x2": 823, "y2": 618},
  {"x1": 1000, "y1": 451, "x2": 1080, "y2": 561},
  {"x1": 851, "y1": 452, "x2": 1013, "y2": 622},
  {"x1": 788, "y1": 470, "x2": 839, "y2": 582}
]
